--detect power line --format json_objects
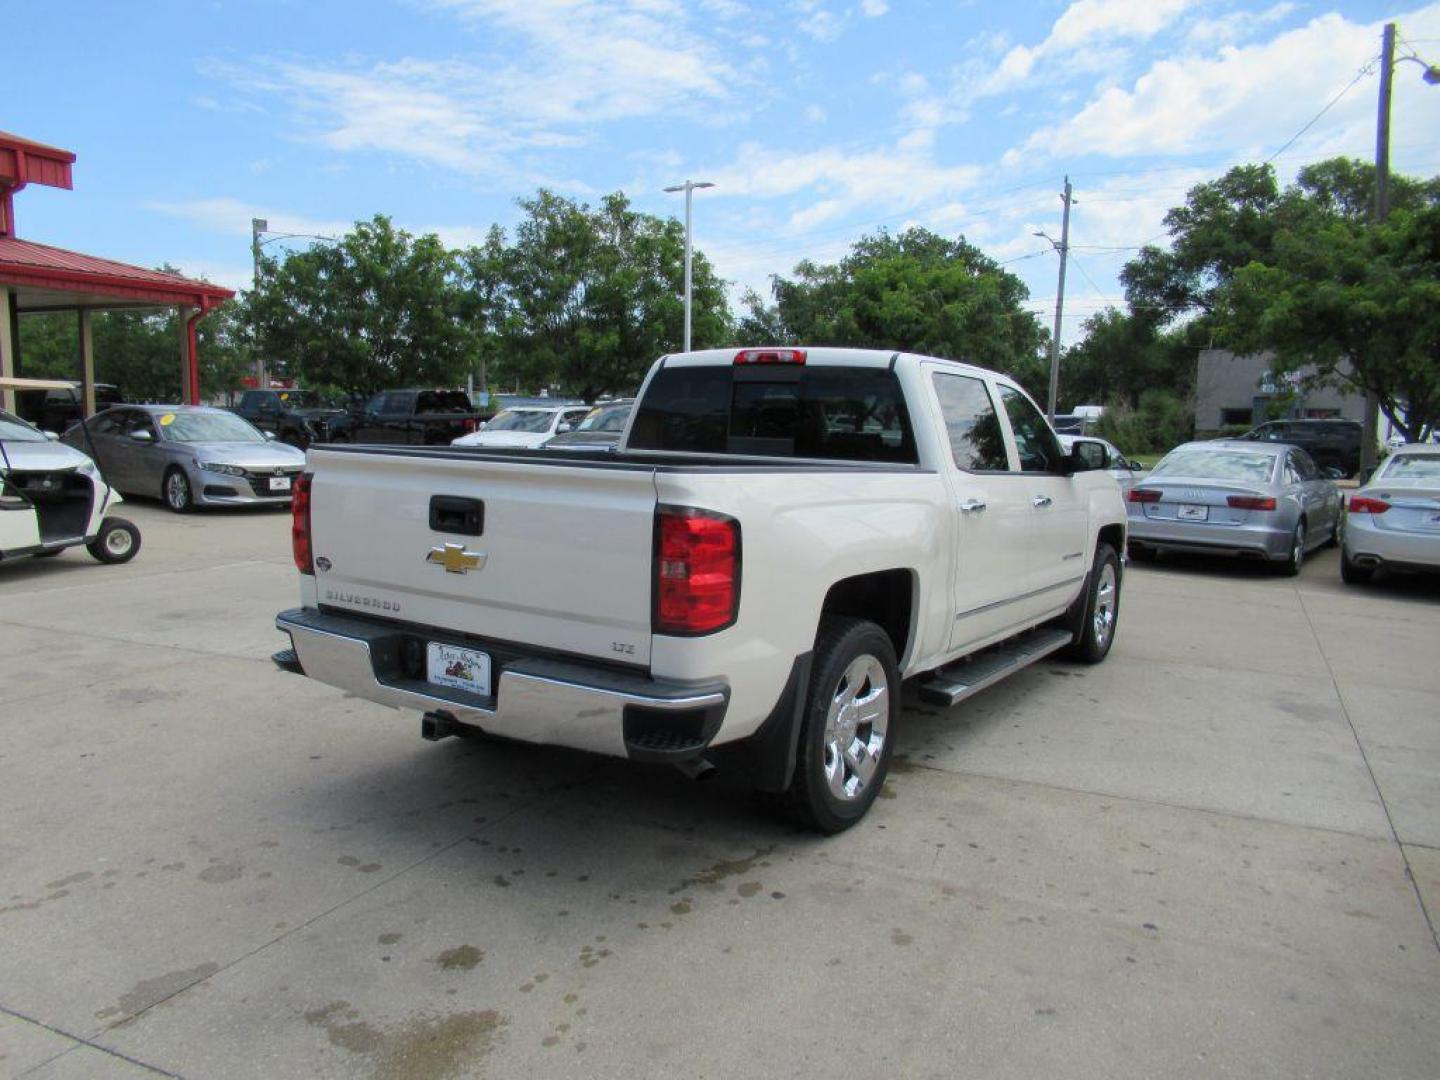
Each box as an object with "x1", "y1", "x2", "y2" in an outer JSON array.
[{"x1": 1264, "y1": 56, "x2": 1380, "y2": 164}]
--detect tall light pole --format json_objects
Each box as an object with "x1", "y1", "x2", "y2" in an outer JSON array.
[
  {"x1": 1034, "y1": 176, "x2": 1074, "y2": 422},
  {"x1": 251, "y1": 217, "x2": 268, "y2": 388},
  {"x1": 664, "y1": 180, "x2": 714, "y2": 353}
]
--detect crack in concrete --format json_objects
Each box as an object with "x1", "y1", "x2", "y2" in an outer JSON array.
[{"x1": 1, "y1": 1003, "x2": 183, "y2": 1078}]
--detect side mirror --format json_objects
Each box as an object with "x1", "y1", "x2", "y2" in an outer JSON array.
[
  {"x1": 130, "y1": 429, "x2": 155, "y2": 443},
  {"x1": 1068, "y1": 438, "x2": 1109, "y2": 473},
  {"x1": 43, "y1": 430, "x2": 60, "y2": 441},
  {"x1": 1127, "y1": 458, "x2": 1146, "y2": 471}
]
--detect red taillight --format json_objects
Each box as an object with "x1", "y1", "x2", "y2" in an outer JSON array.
[
  {"x1": 462, "y1": 418, "x2": 477, "y2": 433},
  {"x1": 654, "y1": 507, "x2": 740, "y2": 635},
  {"x1": 1348, "y1": 496, "x2": 1390, "y2": 514},
  {"x1": 1128, "y1": 488, "x2": 1161, "y2": 503},
  {"x1": 292, "y1": 472, "x2": 314, "y2": 575},
  {"x1": 1227, "y1": 495, "x2": 1277, "y2": 511},
  {"x1": 734, "y1": 348, "x2": 806, "y2": 366}
]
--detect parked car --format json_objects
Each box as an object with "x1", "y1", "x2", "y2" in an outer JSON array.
[
  {"x1": 1126, "y1": 440, "x2": 1341, "y2": 574},
  {"x1": 542, "y1": 399, "x2": 634, "y2": 451},
  {"x1": 1236, "y1": 419, "x2": 1363, "y2": 477},
  {"x1": 62, "y1": 405, "x2": 305, "y2": 513},
  {"x1": 1341, "y1": 444, "x2": 1440, "y2": 583},
  {"x1": 1059, "y1": 434, "x2": 1144, "y2": 494},
  {"x1": 229, "y1": 389, "x2": 345, "y2": 448},
  {"x1": 1, "y1": 400, "x2": 139, "y2": 565},
  {"x1": 327, "y1": 389, "x2": 481, "y2": 446},
  {"x1": 274, "y1": 346, "x2": 1127, "y2": 833},
  {"x1": 452, "y1": 403, "x2": 593, "y2": 449},
  {"x1": 14, "y1": 381, "x2": 124, "y2": 434}
]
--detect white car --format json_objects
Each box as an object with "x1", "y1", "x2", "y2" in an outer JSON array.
[
  {"x1": 1059, "y1": 434, "x2": 1145, "y2": 494},
  {"x1": 277, "y1": 348, "x2": 1127, "y2": 833},
  {"x1": 451, "y1": 405, "x2": 591, "y2": 449},
  {"x1": 1342, "y1": 444, "x2": 1440, "y2": 583}
]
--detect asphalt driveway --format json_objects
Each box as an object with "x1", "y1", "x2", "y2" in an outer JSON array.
[{"x1": 1, "y1": 502, "x2": 1436, "y2": 1078}]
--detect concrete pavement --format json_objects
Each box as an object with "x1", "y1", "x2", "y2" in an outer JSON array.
[{"x1": 1, "y1": 501, "x2": 1436, "y2": 1078}]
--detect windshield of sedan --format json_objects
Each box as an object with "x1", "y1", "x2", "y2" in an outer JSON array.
[
  {"x1": 0, "y1": 410, "x2": 48, "y2": 442},
  {"x1": 161, "y1": 411, "x2": 267, "y2": 443},
  {"x1": 1381, "y1": 454, "x2": 1440, "y2": 480},
  {"x1": 485, "y1": 409, "x2": 556, "y2": 433},
  {"x1": 576, "y1": 404, "x2": 631, "y2": 432},
  {"x1": 1152, "y1": 449, "x2": 1276, "y2": 482}
]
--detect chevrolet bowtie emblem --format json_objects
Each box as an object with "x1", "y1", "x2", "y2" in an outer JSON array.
[{"x1": 426, "y1": 543, "x2": 487, "y2": 574}]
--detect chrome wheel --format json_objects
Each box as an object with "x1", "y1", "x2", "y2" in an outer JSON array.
[
  {"x1": 1092, "y1": 562, "x2": 1117, "y2": 649},
  {"x1": 822, "y1": 654, "x2": 890, "y2": 802},
  {"x1": 1291, "y1": 524, "x2": 1304, "y2": 565},
  {"x1": 104, "y1": 528, "x2": 133, "y2": 557},
  {"x1": 165, "y1": 470, "x2": 190, "y2": 511}
]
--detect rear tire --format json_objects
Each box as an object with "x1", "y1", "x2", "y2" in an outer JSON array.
[
  {"x1": 1323, "y1": 517, "x2": 1340, "y2": 549},
  {"x1": 1280, "y1": 520, "x2": 1305, "y2": 577},
  {"x1": 1340, "y1": 548, "x2": 1373, "y2": 584},
  {"x1": 87, "y1": 517, "x2": 141, "y2": 564},
  {"x1": 785, "y1": 617, "x2": 898, "y2": 835},
  {"x1": 1064, "y1": 543, "x2": 1121, "y2": 663},
  {"x1": 163, "y1": 468, "x2": 193, "y2": 513}
]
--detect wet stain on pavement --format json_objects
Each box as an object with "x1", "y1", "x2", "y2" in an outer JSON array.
[
  {"x1": 736, "y1": 881, "x2": 762, "y2": 898},
  {"x1": 891, "y1": 929, "x2": 913, "y2": 946},
  {"x1": 669, "y1": 846, "x2": 776, "y2": 894},
  {"x1": 305, "y1": 1000, "x2": 506, "y2": 1080},
  {"x1": 103, "y1": 961, "x2": 221, "y2": 1021},
  {"x1": 432, "y1": 945, "x2": 484, "y2": 971},
  {"x1": 379, "y1": 932, "x2": 403, "y2": 945},
  {"x1": 44, "y1": 871, "x2": 93, "y2": 889},
  {"x1": 198, "y1": 862, "x2": 243, "y2": 884}
]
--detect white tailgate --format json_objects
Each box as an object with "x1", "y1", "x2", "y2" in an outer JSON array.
[{"x1": 309, "y1": 450, "x2": 658, "y2": 664}]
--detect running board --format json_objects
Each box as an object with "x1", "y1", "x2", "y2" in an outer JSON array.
[{"x1": 917, "y1": 627, "x2": 1074, "y2": 707}]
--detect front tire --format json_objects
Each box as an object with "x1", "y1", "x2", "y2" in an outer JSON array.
[
  {"x1": 786, "y1": 617, "x2": 898, "y2": 835},
  {"x1": 87, "y1": 517, "x2": 141, "y2": 564},
  {"x1": 163, "y1": 468, "x2": 193, "y2": 513},
  {"x1": 1065, "y1": 543, "x2": 1121, "y2": 663}
]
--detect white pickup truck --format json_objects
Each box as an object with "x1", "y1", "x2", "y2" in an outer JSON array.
[{"x1": 274, "y1": 348, "x2": 1127, "y2": 832}]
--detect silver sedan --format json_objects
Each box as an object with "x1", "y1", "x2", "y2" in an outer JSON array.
[
  {"x1": 1342, "y1": 444, "x2": 1440, "y2": 583},
  {"x1": 63, "y1": 405, "x2": 306, "y2": 512},
  {"x1": 1126, "y1": 440, "x2": 1342, "y2": 574},
  {"x1": 1059, "y1": 434, "x2": 1146, "y2": 494}
]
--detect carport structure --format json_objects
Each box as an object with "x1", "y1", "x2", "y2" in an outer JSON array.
[{"x1": 0, "y1": 130, "x2": 234, "y2": 415}]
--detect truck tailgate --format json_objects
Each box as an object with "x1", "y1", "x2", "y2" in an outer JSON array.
[{"x1": 308, "y1": 449, "x2": 658, "y2": 665}]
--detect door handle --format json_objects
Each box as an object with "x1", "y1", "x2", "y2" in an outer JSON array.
[
  {"x1": 959, "y1": 498, "x2": 987, "y2": 513},
  {"x1": 1032, "y1": 495, "x2": 1053, "y2": 508}
]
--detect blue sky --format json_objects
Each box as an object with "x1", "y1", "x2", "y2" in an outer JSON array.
[{"x1": 10, "y1": 1, "x2": 1440, "y2": 341}]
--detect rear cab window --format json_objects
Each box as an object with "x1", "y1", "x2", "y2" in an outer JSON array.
[{"x1": 629, "y1": 363, "x2": 917, "y2": 464}]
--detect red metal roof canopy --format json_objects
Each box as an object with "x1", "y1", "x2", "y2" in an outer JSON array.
[{"x1": 0, "y1": 236, "x2": 233, "y2": 309}]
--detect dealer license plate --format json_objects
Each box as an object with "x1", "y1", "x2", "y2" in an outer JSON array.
[
  {"x1": 426, "y1": 643, "x2": 492, "y2": 696},
  {"x1": 1177, "y1": 503, "x2": 1209, "y2": 521},
  {"x1": 269, "y1": 476, "x2": 292, "y2": 492}
]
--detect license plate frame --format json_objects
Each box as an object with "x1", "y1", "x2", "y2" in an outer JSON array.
[
  {"x1": 269, "y1": 476, "x2": 293, "y2": 493},
  {"x1": 426, "y1": 643, "x2": 492, "y2": 697},
  {"x1": 1177, "y1": 503, "x2": 1209, "y2": 521}
]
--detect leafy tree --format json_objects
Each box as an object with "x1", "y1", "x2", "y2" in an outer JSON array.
[
  {"x1": 741, "y1": 228, "x2": 1048, "y2": 395},
  {"x1": 494, "y1": 190, "x2": 727, "y2": 401},
  {"x1": 251, "y1": 215, "x2": 471, "y2": 395}
]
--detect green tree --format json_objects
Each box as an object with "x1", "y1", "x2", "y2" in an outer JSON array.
[
  {"x1": 741, "y1": 228, "x2": 1048, "y2": 395},
  {"x1": 252, "y1": 215, "x2": 471, "y2": 395},
  {"x1": 495, "y1": 190, "x2": 728, "y2": 400}
]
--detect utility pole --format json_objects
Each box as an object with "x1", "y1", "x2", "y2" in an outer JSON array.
[
  {"x1": 1037, "y1": 177, "x2": 1073, "y2": 422},
  {"x1": 663, "y1": 180, "x2": 714, "y2": 352},
  {"x1": 251, "y1": 217, "x2": 267, "y2": 389}
]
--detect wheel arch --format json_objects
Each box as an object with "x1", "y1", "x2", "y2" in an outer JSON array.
[{"x1": 818, "y1": 568, "x2": 917, "y2": 668}]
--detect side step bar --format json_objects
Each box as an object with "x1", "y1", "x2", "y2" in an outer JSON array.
[{"x1": 916, "y1": 627, "x2": 1074, "y2": 707}]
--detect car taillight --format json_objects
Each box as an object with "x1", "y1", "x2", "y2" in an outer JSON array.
[
  {"x1": 1227, "y1": 495, "x2": 1277, "y2": 511},
  {"x1": 292, "y1": 472, "x2": 314, "y2": 574},
  {"x1": 1348, "y1": 496, "x2": 1390, "y2": 514},
  {"x1": 654, "y1": 506, "x2": 740, "y2": 635},
  {"x1": 734, "y1": 348, "x2": 806, "y2": 366},
  {"x1": 462, "y1": 418, "x2": 477, "y2": 433},
  {"x1": 1128, "y1": 488, "x2": 1161, "y2": 503}
]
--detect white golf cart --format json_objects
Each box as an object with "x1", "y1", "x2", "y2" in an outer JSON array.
[{"x1": 0, "y1": 378, "x2": 140, "y2": 566}]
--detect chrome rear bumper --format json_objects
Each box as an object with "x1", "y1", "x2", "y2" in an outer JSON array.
[{"x1": 274, "y1": 607, "x2": 728, "y2": 760}]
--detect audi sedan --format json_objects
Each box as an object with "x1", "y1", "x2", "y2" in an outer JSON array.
[
  {"x1": 1342, "y1": 444, "x2": 1440, "y2": 583},
  {"x1": 63, "y1": 405, "x2": 305, "y2": 512},
  {"x1": 1126, "y1": 440, "x2": 1342, "y2": 574}
]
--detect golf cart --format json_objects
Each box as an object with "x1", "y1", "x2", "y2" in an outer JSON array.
[{"x1": 0, "y1": 378, "x2": 140, "y2": 566}]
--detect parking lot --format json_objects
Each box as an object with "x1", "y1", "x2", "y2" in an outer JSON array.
[{"x1": 1, "y1": 501, "x2": 1438, "y2": 1079}]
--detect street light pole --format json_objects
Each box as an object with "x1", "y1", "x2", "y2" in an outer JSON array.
[
  {"x1": 664, "y1": 180, "x2": 714, "y2": 352},
  {"x1": 1035, "y1": 177, "x2": 1073, "y2": 422},
  {"x1": 251, "y1": 217, "x2": 267, "y2": 389}
]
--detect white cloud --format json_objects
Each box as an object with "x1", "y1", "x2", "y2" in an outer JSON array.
[
  {"x1": 805, "y1": 104, "x2": 828, "y2": 123},
  {"x1": 861, "y1": 0, "x2": 888, "y2": 15},
  {"x1": 1018, "y1": 6, "x2": 1440, "y2": 164}
]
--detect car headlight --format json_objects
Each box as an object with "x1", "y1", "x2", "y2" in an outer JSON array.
[{"x1": 198, "y1": 462, "x2": 247, "y2": 477}]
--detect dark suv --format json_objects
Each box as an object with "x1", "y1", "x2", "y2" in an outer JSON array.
[
  {"x1": 1238, "y1": 419, "x2": 1362, "y2": 476},
  {"x1": 14, "y1": 382, "x2": 124, "y2": 434}
]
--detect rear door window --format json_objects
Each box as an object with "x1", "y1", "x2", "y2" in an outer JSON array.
[
  {"x1": 629, "y1": 365, "x2": 916, "y2": 463},
  {"x1": 931, "y1": 373, "x2": 1009, "y2": 471},
  {"x1": 417, "y1": 391, "x2": 471, "y2": 413}
]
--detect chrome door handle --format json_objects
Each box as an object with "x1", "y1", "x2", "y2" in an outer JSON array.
[
  {"x1": 1032, "y1": 495, "x2": 1053, "y2": 508},
  {"x1": 959, "y1": 498, "x2": 987, "y2": 513}
]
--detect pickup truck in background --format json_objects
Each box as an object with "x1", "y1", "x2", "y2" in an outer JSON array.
[
  {"x1": 230, "y1": 389, "x2": 346, "y2": 449},
  {"x1": 326, "y1": 389, "x2": 480, "y2": 446},
  {"x1": 15, "y1": 382, "x2": 124, "y2": 434},
  {"x1": 275, "y1": 348, "x2": 1127, "y2": 832}
]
